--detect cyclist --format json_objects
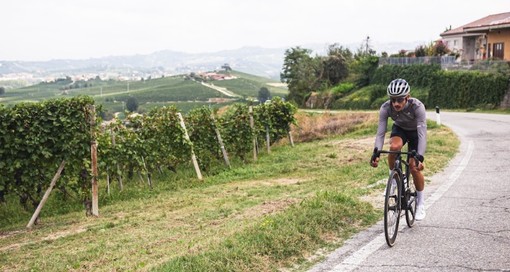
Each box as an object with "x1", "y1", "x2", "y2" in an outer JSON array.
[{"x1": 370, "y1": 78, "x2": 427, "y2": 220}]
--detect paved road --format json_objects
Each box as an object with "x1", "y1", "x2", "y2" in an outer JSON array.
[{"x1": 309, "y1": 111, "x2": 510, "y2": 272}]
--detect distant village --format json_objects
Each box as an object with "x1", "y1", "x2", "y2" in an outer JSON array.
[
  {"x1": 0, "y1": 63, "x2": 236, "y2": 90},
  {"x1": 0, "y1": 61, "x2": 238, "y2": 89}
]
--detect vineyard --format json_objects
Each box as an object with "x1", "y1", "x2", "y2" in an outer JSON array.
[
  {"x1": 2, "y1": 71, "x2": 288, "y2": 117},
  {"x1": 0, "y1": 96, "x2": 297, "y2": 224}
]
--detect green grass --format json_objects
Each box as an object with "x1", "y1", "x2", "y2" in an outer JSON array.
[
  {"x1": 155, "y1": 191, "x2": 377, "y2": 271},
  {"x1": 0, "y1": 111, "x2": 459, "y2": 271}
]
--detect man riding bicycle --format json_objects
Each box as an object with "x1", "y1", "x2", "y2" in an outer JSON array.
[{"x1": 370, "y1": 78, "x2": 427, "y2": 220}]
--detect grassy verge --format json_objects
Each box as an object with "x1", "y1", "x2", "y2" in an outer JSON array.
[{"x1": 0, "y1": 111, "x2": 459, "y2": 271}]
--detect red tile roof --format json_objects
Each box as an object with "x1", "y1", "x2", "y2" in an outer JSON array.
[{"x1": 441, "y1": 12, "x2": 510, "y2": 36}]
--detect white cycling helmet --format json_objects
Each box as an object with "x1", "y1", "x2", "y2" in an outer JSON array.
[{"x1": 387, "y1": 78, "x2": 410, "y2": 97}]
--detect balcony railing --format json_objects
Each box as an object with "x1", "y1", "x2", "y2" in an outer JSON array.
[{"x1": 379, "y1": 56, "x2": 510, "y2": 74}]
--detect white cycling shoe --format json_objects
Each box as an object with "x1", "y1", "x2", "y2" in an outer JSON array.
[
  {"x1": 390, "y1": 180, "x2": 397, "y2": 195},
  {"x1": 415, "y1": 204, "x2": 426, "y2": 221}
]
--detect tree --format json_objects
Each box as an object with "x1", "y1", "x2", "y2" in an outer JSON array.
[
  {"x1": 415, "y1": 45, "x2": 427, "y2": 57},
  {"x1": 258, "y1": 87, "x2": 271, "y2": 103},
  {"x1": 221, "y1": 63, "x2": 232, "y2": 71},
  {"x1": 432, "y1": 40, "x2": 450, "y2": 56},
  {"x1": 351, "y1": 41, "x2": 379, "y2": 88},
  {"x1": 0, "y1": 87, "x2": 5, "y2": 95},
  {"x1": 126, "y1": 96, "x2": 139, "y2": 112},
  {"x1": 281, "y1": 44, "x2": 356, "y2": 106},
  {"x1": 321, "y1": 43, "x2": 352, "y2": 86},
  {"x1": 281, "y1": 47, "x2": 319, "y2": 106},
  {"x1": 392, "y1": 49, "x2": 407, "y2": 57}
]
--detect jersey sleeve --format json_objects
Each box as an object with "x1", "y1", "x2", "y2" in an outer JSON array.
[
  {"x1": 415, "y1": 103, "x2": 427, "y2": 156},
  {"x1": 374, "y1": 103, "x2": 389, "y2": 151}
]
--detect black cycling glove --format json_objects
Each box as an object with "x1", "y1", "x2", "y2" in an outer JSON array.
[{"x1": 416, "y1": 154, "x2": 424, "y2": 163}]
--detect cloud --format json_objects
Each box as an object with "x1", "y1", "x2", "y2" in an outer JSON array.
[{"x1": 1, "y1": 0, "x2": 508, "y2": 61}]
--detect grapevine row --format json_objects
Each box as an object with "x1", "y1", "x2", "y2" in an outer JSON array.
[
  {"x1": 0, "y1": 96, "x2": 297, "y2": 218},
  {"x1": 0, "y1": 96, "x2": 94, "y2": 213}
]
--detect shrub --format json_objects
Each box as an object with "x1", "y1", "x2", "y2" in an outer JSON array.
[
  {"x1": 331, "y1": 82, "x2": 355, "y2": 97},
  {"x1": 126, "y1": 97, "x2": 139, "y2": 112},
  {"x1": 371, "y1": 64, "x2": 441, "y2": 88},
  {"x1": 429, "y1": 70, "x2": 508, "y2": 109},
  {"x1": 333, "y1": 85, "x2": 382, "y2": 109}
]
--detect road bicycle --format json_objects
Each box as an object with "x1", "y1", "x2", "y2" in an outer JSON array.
[{"x1": 372, "y1": 148, "x2": 419, "y2": 247}]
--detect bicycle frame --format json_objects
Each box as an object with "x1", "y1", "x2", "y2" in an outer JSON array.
[{"x1": 378, "y1": 150, "x2": 415, "y2": 191}]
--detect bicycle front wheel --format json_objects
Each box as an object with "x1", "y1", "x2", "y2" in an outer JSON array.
[
  {"x1": 405, "y1": 175, "x2": 417, "y2": 227},
  {"x1": 384, "y1": 170, "x2": 401, "y2": 247}
]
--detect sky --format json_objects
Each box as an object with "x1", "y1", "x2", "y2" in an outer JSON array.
[{"x1": 1, "y1": 0, "x2": 509, "y2": 61}]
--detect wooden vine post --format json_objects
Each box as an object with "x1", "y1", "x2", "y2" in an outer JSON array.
[
  {"x1": 27, "y1": 160, "x2": 66, "y2": 229},
  {"x1": 249, "y1": 106, "x2": 257, "y2": 161},
  {"x1": 211, "y1": 114, "x2": 231, "y2": 168},
  {"x1": 89, "y1": 105, "x2": 99, "y2": 216},
  {"x1": 265, "y1": 126, "x2": 271, "y2": 153},
  {"x1": 177, "y1": 113, "x2": 203, "y2": 180},
  {"x1": 111, "y1": 129, "x2": 124, "y2": 191},
  {"x1": 288, "y1": 130, "x2": 295, "y2": 147}
]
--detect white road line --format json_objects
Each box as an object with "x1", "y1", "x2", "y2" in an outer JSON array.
[
  {"x1": 330, "y1": 235, "x2": 386, "y2": 271},
  {"x1": 330, "y1": 140, "x2": 475, "y2": 272},
  {"x1": 425, "y1": 140, "x2": 474, "y2": 209}
]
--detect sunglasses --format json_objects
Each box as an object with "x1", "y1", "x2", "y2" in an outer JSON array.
[{"x1": 391, "y1": 97, "x2": 406, "y2": 103}]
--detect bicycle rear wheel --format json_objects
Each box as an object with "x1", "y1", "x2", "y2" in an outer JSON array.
[
  {"x1": 384, "y1": 170, "x2": 401, "y2": 247},
  {"x1": 405, "y1": 175, "x2": 417, "y2": 227}
]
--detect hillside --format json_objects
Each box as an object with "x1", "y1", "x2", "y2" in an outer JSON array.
[
  {"x1": 0, "y1": 47, "x2": 286, "y2": 83},
  {"x1": 1, "y1": 70, "x2": 288, "y2": 115}
]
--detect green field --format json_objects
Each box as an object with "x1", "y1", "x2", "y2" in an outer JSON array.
[
  {"x1": 213, "y1": 70, "x2": 288, "y2": 98},
  {"x1": 0, "y1": 71, "x2": 288, "y2": 115}
]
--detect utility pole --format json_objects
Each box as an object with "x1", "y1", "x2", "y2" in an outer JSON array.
[{"x1": 365, "y1": 36, "x2": 370, "y2": 54}]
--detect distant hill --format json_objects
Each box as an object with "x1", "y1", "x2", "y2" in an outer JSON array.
[
  {"x1": 0, "y1": 47, "x2": 287, "y2": 81},
  {"x1": 0, "y1": 42, "x2": 426, "y2": 84}
]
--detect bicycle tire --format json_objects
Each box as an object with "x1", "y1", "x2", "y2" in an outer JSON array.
[
  {"x1": 384, "y1": 170, "x2": 401, "y2": 247},
  {"x1": 405, "y1": 175, "x2": 417, "y2": 227}
]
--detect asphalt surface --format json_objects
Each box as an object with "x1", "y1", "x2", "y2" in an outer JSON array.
[{"x1": 309, "y1": 111, "x2": 510, "y2": 272}]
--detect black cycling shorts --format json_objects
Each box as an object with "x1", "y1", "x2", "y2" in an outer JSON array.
[{"x1": 390, "y1": 124, "x2": 418, "y2": 152}]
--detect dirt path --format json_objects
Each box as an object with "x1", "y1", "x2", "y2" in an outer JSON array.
[{"x1": 200, "y1": 82, "x2": 241, "y2": 98}]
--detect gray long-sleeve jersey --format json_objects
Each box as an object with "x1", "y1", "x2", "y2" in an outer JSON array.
[{"x1": 374, "y1": 98, "x2": 427, "y2": 156}]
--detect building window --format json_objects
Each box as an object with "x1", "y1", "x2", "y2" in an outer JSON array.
[{"x1": 493, "y1": 43, "x2": 504, "y2": 59}]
